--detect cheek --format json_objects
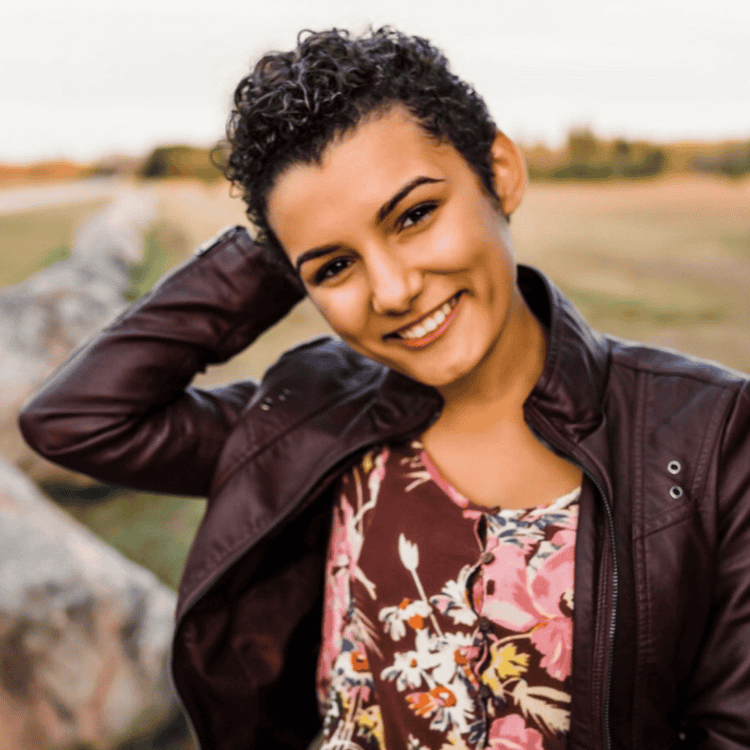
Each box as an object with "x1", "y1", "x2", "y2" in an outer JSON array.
[{"x1": 311, "y1": 287, "x2": 370, "y2": 341}]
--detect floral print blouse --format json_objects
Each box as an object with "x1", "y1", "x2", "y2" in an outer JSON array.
[{"x1": 317, "y1": 439, "x2": 580, "y2": 750}]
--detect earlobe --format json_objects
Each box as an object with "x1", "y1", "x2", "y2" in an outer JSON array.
[{"x1": 490, "y1": 132, "x2": 527, "y2": 216}]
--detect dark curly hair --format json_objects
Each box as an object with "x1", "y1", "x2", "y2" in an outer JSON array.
[{"x1": 220, "y1": 26, "x2": 498, "y2": 278}]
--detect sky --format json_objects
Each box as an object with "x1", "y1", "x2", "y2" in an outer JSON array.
[{"x1": 3, "y1": 0, "x2": 749, "y2": 164}]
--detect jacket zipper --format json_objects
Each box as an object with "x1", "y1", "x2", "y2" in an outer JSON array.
[
  {"x1": 587, "y1": 468, "x2": 618, "y2": 750},
  {"x1": 527, "y1": 422, "x2": 618, "y2": 750}
]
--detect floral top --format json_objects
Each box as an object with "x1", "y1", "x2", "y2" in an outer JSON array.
[{"x1": 317, "y1": 439, "x2": 580, "y2": 750}]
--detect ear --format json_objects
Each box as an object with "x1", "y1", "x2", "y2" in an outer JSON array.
[{"x1": 490, "y1": 131, "x2": 527, "y2": 216}]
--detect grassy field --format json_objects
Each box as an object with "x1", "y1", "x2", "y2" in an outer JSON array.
[
  {"x1": 0, "y1": 199, "x2": 108, "y2": 285},
  {"x1": 4, "y1": 174, "x2": 749, "y2": 589}
]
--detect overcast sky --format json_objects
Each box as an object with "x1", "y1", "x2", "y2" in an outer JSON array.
[{"x1": 3, "y1": 0, "x2": 749, "y2": 163}]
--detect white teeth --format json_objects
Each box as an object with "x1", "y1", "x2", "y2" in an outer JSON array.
[{"x1": 399, "y1": 294, "x2": 459, "y2": 339}]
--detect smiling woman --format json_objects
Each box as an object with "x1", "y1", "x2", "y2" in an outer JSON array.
[{"x1": 18, "y1": 25, "x2": 750, "y2": 750}]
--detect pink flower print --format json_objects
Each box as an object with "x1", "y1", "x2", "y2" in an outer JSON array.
[
  {"x1": 481, "y1": 541, "x2": 575, "y2": 681},
  {"x1": 317, "y1": 497, "x2": 360, "y2": 693},
  {"x1": 487, "y1": 715, "x2": 545, "y2": 750}
]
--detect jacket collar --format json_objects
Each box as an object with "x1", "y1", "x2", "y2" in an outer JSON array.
[{"x1": 518, "y1": 265, "x2": 609, "y2": 443}]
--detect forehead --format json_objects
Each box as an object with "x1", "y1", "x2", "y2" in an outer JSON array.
[{"x1": 266, "y1": 107, "x2": 468, "y2": 255}]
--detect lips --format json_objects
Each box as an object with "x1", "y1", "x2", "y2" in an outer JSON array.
[{"x1": 386, "y1": 292, "x2": 464, "y2": 348}]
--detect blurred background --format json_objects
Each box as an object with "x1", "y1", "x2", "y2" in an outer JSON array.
[{"x1": 1, "y1": 0, "x2": 748, "y2": 748}]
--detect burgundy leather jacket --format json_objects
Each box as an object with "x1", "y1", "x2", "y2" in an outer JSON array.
[{"x1": 19, "y1": 226, "x2": 750, "y2": 750}]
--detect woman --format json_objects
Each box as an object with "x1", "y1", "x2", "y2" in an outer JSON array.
[{"x1": 19, "y1": 27, "x2": 750, "y2": 750}]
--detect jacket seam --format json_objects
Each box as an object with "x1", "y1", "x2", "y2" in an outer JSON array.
[
  {"x1": 610, "y1": 354, "x2": 747, "y2": 389},
  {"x1": 635, "y1": 506, "x2": 701, "y2": 540}
]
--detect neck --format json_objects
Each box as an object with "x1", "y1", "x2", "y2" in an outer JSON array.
[{"x1": 436, "y1": 289, "x2": 547, "y2": 426}]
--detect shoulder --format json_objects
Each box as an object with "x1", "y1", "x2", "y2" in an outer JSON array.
[
  {"x1": 603, "y1": 335, "x2": 748, "y2": 426},
  {"x1": 606, "y1": 334, "x2": 749, "y2": 392},
  {"x1": 603, "y1": 334, "x2": 750, "y2": 469}
]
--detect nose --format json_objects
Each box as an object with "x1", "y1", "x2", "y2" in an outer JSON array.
[{"x1": 367, "y1": 246, "x2": 422, "y2": 316}]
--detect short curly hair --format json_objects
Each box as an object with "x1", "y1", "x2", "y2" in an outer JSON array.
[{"x1": 221, "y1": 26, "x2": 498, "y2": 276}]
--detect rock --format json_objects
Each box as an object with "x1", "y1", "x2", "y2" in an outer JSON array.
[
  {"x1": 0, "y1": 457, "x2": 181, "y2": 750},
  {"x1": 0, "y1": 189, "x2": 157, "y2": 479}
]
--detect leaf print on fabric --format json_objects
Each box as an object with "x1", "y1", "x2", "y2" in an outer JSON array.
[
  {"x1": 400, "y1": 440, "x2": 433, "y2": 492},
  {"x1": 487, "y1": 714, "x2": 545, "y2": 750},
  {"x1": 480, "y1": 541, "x2": 575, "y2": 681},
  {"x1": 481, "y1": 642, "x2": 530, "y2": 693},
  {"x1": 430, "y1": 565, "x2": 478, "y2": 627},
  {"x1": 398, "y1": 534, "x2": 444, "y2": 637},
  {"x1": 379, "y1": 598, "x2": 432, "y2": 641},
  {"x1": 509, "y1": 681, "x2": 571, "y2": 736},
  {"x1": 365, "y1": 446, "x2": 390, "y2": 509},
  {"x1": 484, "y1": 512, "x2": 545, "y2": 551}
]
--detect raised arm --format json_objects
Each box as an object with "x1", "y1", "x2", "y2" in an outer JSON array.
[{"x1": 18, "y1": 226, "x2": 305, "y2": 497}]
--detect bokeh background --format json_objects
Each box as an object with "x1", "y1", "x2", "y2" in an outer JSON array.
[{"x1": 1, "y1": 1, "x2": 748, "y2": 748}]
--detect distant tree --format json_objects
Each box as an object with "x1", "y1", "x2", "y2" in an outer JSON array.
[
  {"x1": 567, "y1": 128, "x2": 599, "y2": 163},
  {"x1": 553, "y1": 164, "x2": 614, "y2": 180},
  {"x1": 613, "y1": 139, "x2": 631, "y2": 159},
  {"x1": 622, "y1": 148, "x2": 666, "y2": 178},
  {"x1": 139, "y1": 145, "x2": 222, "y2": 181}
]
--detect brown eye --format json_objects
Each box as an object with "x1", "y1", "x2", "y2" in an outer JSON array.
[
  {"x1": 313, "y1": 257, "x2": 352, "y2": 285},
  {"x1": 400, "y1": 202, "x2": 437, "y2": 230}
]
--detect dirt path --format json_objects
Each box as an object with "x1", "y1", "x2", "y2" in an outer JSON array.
[{"x1": 0, "y1": 177, "x2": 124, "y2": 215}]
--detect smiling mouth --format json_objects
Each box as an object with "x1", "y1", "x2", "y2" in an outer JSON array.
[{"x1": 386, "y1": 292, "x2": 464, "y2": 348}]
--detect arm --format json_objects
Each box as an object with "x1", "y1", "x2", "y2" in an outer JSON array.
[
  {"x1": 681, "y1": 380, "x2": 750, "y2": 748},
  {"x1": 18, "y1": 226, "x2": 305, "y2": 497}
]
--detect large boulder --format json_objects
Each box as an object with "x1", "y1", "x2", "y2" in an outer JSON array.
[
  {"x1": 0, "y1": 189, "x2": 157, "y2": 480},
  {"x1": 0, "y1": 457, "x2": 181, "y2": 750}
]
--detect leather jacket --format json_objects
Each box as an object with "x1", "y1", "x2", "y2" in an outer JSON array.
[{"x1": 19, "y1": 226, "x2": 750, "y2": 750}]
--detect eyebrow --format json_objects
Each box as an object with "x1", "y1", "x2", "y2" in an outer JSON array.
[
  {"x1": 294, "y1": 175, "x2": 445, "y2": 274},
  {"x1": 376, "y1": 175, "x2": 444, "y2": 224}
]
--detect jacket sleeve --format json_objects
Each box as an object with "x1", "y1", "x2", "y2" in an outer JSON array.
[
  {"x1": 681, "y1": 379, "x2": 750, "y2": 749},
  {"x1": 18, "y1": 226, "x2": 306, "y2": 497}
]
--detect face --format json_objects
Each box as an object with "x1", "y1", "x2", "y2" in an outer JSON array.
[{"x1": 267, "y1": 106, "x2": 529, "y2": 392}]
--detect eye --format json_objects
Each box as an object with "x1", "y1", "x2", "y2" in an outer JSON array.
[
  {"x1": 312, "y1": 256, "x2": 353, "y2": 285},
  {"x1": 399, "y1": 202, "x2": 437, "y2": 230}
]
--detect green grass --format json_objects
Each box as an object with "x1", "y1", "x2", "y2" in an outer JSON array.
[
  {"x1": 0, "y1": 200, "x2": 107, "y2": 286},
  {"x1": 58, "y1": 488, "x2": 205, "y2": 591},
  {"x1": 124, "y1": 227, "x2": 170, "y2": 302}
]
